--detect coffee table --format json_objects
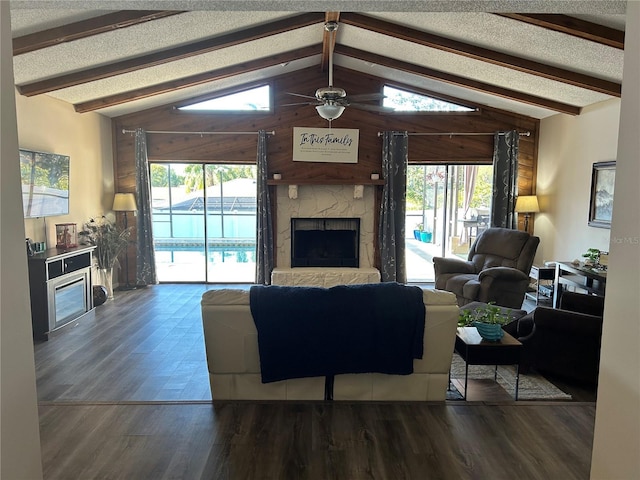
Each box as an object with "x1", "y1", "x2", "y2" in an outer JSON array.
[{"x1": 453, "y1": 327, "x2": 523, "y2": 400}]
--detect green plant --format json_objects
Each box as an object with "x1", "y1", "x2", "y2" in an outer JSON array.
[
  {"x1": 458, "y1": 303, "x2": 512, "y2": 327},
  {"x1": 415, "y1": 223, "x2": 424, "y2": 231},
  {"x1": 79, "y1": 216, "x2": 131, "y2": 270},
  {"x1": 582, "y1": 248, "x2": 601, "y2": 264}
]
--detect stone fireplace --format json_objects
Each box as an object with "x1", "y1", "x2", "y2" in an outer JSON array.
[
  {"x1": 275, "y1": 184, "x2": 376, "y2": 269},
  {"x1": 291, "y1": 217, "x2": 360, "y2": 267}
]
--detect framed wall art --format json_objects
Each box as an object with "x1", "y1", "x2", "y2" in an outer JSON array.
[{"x1": 588, "y1": 161, "x2": 616, "y2": 228}]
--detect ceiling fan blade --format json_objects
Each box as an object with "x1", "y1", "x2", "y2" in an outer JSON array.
[
  {"x1": 347, "y1": 93, "x2": 386, "y2": 102},
  {"x1": 349, "y1": 103, "x2": 394, "y2": 113},
  {"x1": 281, "y1": 101, "x2": 318, "y2": 107},
  {"x1": 285, "y1": 92, "x2": 317, "y2": 100}
]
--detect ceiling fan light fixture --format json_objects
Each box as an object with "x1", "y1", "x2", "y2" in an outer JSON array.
[{"x1": 316, "y1": 103, "x2": 345, "y2": 121}]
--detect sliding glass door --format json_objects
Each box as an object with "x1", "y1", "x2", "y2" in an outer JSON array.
[
  {"x1": 150, "y1": 163, "x2": 257, "y2": 283},
  {"x1": 406, "y1": 164, "x2": 493, "y2": 283}
]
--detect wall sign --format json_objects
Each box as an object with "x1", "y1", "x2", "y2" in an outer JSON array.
[{"x1": 292, "y1": 127, "x2": 359, "y2": 163}]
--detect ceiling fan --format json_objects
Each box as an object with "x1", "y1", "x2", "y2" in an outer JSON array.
[{"x1": 283, "y1": 21, "x2": 389, "y2": 122}]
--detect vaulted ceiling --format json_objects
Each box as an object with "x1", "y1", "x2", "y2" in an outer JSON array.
[{"x1": 9, "y1": 1, "x2": 627, "y2": 120}]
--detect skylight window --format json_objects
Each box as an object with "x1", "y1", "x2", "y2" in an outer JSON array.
[
  {"x1": 383, "y1": 85, "x2": 475, "y2": 112},
  {"x1": 179, "y1": 85, "x2": 270, "y2": 111}
]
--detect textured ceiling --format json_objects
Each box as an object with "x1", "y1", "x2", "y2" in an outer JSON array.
[{"x1": 9, "y1": 1, "x2": 627, "y2": 119}]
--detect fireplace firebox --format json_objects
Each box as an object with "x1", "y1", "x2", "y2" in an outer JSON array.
[{"x1": 291, "y1": 218, "x2": 360, "y2": 267}]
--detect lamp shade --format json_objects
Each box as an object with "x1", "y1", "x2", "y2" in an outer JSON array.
[
  {"x1": 112, "y1": 193, "x2": 137, "y2": 212},
  {"x1": 515, "y1": 195, "x2": 540, "y2": 213},
  {"x1": 316, "y1": 103, "x2": 345, "y2": 121}
]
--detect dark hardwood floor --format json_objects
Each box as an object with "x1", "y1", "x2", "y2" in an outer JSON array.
[{"x1": 34, "y1": 284, "x2": 596, "y2": 479}]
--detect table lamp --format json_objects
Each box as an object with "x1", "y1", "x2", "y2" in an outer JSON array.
[{"x1": 515, "y1": 195, "x2": 540, "y2": 231}]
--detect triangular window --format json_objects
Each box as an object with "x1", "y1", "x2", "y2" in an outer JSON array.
[
  {"x1": 383, "y1": 85, "x2": 475, "y2": 112},
  {"x1": 179, "y1": 85, "x2": 270, "y2": 111}
]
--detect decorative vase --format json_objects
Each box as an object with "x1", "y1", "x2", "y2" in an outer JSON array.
[
  {"x1": 473, "y1": 321, "x2": 504, "y2": 341},
  {"x1": 93, "y1": 285, "x2": 108, "y2": 306},
  {"x1": 98, "y1": 267, "x2": 114, "y2": 300}
]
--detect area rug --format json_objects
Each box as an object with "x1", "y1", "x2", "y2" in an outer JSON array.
[{"x1": 448, "y1": 354, "x2": 572, "y2": 401}]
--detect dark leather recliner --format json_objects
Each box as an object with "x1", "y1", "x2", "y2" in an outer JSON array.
[
  {"x1": 505, "y1": 292, "x2": 604, "y2": 385},
  {"x1": 433, "y1": 227, "x2": 540, "y2": 309}
]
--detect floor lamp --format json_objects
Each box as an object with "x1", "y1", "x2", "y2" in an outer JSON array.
[
  {"x1": 515, "y1": 195, "x2": 540, "y2": 232},
  {"x1": 113, "y1": 193, "x2": 138, "y2": 290}
]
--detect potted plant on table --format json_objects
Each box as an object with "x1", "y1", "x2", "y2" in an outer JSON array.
[
  {"x1": 582, "y1": 248, "x2": 601, "y2": 266},
  {"x1": 458, "y1": 303, "x2": 512, "y2": 341},
  {"x1": 80, "y1": 216, "x2": 132, "y2": 300}
]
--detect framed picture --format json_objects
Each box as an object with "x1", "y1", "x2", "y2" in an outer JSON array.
[{"x1": 588, "y1": 161, "x2": 616, "y2": 228}]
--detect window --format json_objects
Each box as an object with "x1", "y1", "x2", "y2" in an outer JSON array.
[
  {"x1": 178, "y1": 85, "x2": 270, "y2": 111},
  {"x1": 383, "y1": 85, "x2": 475, "y2": 112},
  {"x1": 151, "y1": 163, "x2": 257, "y2": 283}
]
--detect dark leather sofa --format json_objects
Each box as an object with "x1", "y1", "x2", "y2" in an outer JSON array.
[{"x1": 504, "y1": 292, "x2": 604, "y2": 385}]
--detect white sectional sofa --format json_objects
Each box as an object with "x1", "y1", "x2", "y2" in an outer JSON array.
[{"x1": 201, "y1": 286, "x2": 459, "y2": 401}]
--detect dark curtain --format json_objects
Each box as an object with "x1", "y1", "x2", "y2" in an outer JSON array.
[
  {"x1": 134, "y1": 128, "x2": 158, "y2": 285},
  {"x1": 490, "y1": 130, "x2": 519, "y2": 229},
  {"x1": 459, "y1": 165, "x2": 478, "y2": 244},
  {"x1": 379, "y1": 131, "x2": 408, "y2": 283},
  {"x1": 256, "y1": 130, "x2": 273, "y2": 285}
]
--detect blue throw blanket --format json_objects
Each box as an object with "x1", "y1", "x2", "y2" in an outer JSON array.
[{"x1": 249, "y1": 282, "x2": 426, "y2": 383}]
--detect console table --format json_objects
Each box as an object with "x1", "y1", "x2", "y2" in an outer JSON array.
[
  {"x1": 553, "y1": 262, "x2": 606, "y2": 308},
  {"x1": 27, "y1": 246, "x2": 95, "y2": 340}
]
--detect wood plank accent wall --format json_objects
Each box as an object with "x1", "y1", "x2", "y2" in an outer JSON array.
[{"x1": 112, "y1": 65, "x2": 539, "y2": 283}]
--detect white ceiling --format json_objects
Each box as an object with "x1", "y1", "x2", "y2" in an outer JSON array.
[{"x1": 9, "y1": 1, "x2": 627, "y2": 120}]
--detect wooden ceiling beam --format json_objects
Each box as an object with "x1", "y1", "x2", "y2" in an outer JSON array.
[
  {"x1": 321, "y1": 12, "x2": 341, "y2": 72},
  {"x1": 13, "y1": 11, "x2": 185, "y2": 56},
  {"x1": 17, "y1": 12, "x2": 324, "y2": 97},
  {"x1": 74, "y1": 44, "x2": 322, "y2": 113},
  {"x1": 340, "y1": 12, "x2": 621, "y2": 97},
  {"x1": 335, "y1": 45, "x2": 581, "y2": 116},
  {"x1": 498, "y1": 14, "x2": 624, "y2": 49}
]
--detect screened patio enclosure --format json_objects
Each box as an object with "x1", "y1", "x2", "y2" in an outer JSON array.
[
  {"x1": 151, "y1": 164, "x2": 257, "y2": 283},
  {"x1": 406, "y1": 164, "x2": 493, "y2": 283}
]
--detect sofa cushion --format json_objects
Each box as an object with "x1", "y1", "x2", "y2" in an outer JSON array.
[
  {"x1": 444, "y1": 273, "x2": 478, "y2": 296},
  {"x1": 472, "y1": 228, "x2": 533, "y2": 271},
  {"x1": 201, "y1": 288, "x2": 249, "y2": 305}
]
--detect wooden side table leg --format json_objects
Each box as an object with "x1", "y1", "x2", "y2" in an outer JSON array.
[{"x1": 464, "y1": 362, "x2": 469, "y2": 400}]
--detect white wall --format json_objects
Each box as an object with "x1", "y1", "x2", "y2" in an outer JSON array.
[
  {"x1": 590, "y1": 1, "x2": 640, "y2": 477},
  {"x1": 0, "y1": 3, "x2": 44, "y2": 478},
  {"x1": 16, "y1": 93, "x2": 115, "y2": 248},
  {"x1": 1, "y1": 6, "x2": 115, "y2": 475},
  {"x1": 535, "y1": 99, "x2": 620, "y2": 264}
]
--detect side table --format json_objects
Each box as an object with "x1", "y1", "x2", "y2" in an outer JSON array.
[
  {"x1": 454, "y1": 327, "x2": 523, "y2": 400},
  {"x1": 527, "y1": 265, "x2": 555, "y2": 305}
]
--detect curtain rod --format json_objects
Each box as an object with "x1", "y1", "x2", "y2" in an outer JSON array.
[
  {"x1": 121, "y1": 129, "x2": 275, "y2": 136},
  {"x1": 377, "y1": 131, "x2": 530, "y2": 137}
]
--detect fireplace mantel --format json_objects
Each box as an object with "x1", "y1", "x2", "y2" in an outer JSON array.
[{"x1": 267, "y1": 178, "x2": 384, "y2": 186}]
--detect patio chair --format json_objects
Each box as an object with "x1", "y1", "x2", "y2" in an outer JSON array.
[{"x1": 433, "y1": 227, "x2": 539, "y2": 309}]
